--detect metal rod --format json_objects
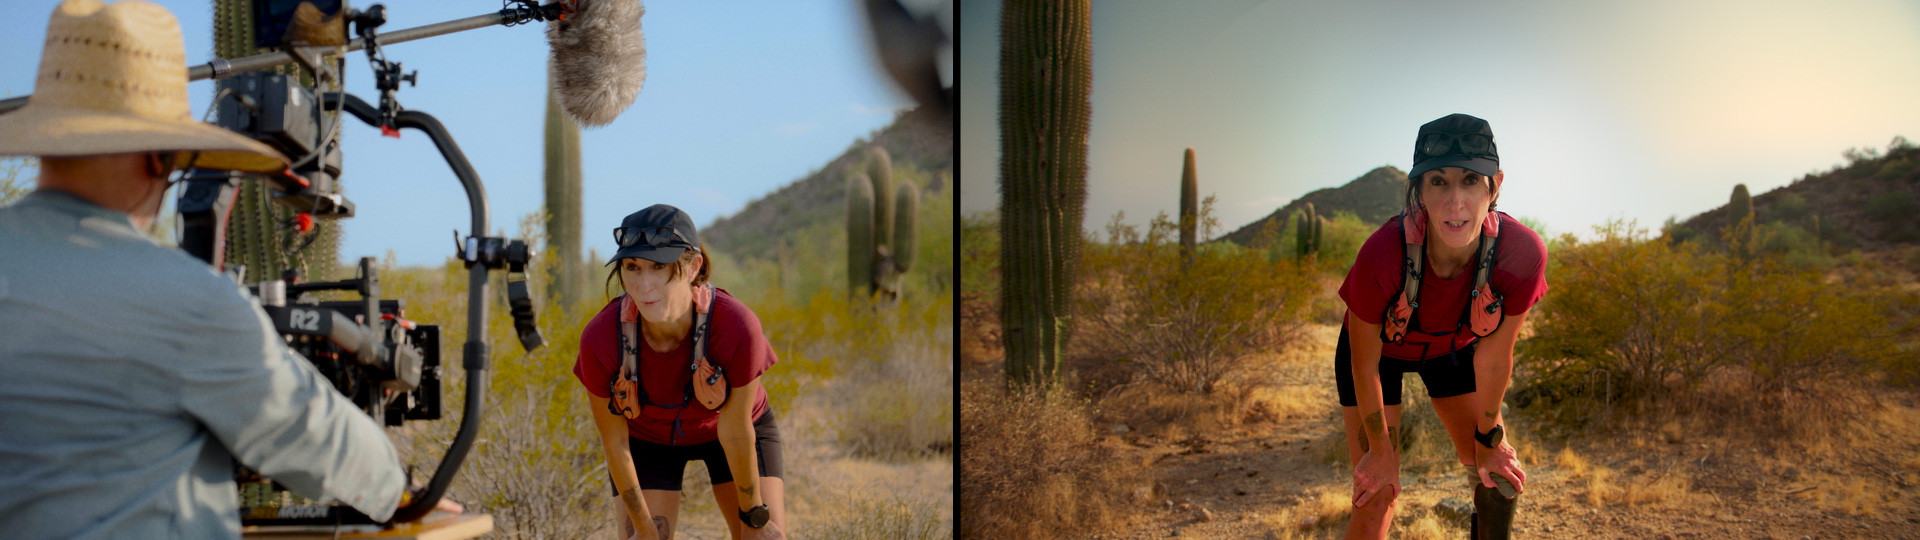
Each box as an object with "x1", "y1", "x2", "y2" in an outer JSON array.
[{"x1": 0, "y1": 9, "x2": 526, "y2": 114}]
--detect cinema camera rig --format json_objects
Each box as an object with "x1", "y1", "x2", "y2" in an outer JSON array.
[{"x1": 161, "y1": 0, "x2": 570, "y2": 527}]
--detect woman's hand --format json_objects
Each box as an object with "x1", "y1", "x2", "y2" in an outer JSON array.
[
  {"x1": 1474, "y1": 441, "x2": 1526, "y2": 496},
  {"x1": 740, "y1": 520, "x2": 787, "y2": 540},
  {"x1": 1351, "y1": 448, "x2": 1400, "y2": 507}
]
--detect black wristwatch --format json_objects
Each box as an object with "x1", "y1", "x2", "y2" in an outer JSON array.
[
  {"x1": 1474, "y1": 424, "x2": 1504, "y2": 449},
  {"x1": 739, "y1": 505, "x2": 771, "y2": 528}
]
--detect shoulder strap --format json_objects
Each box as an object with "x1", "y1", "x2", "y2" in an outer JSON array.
[
  {"x1": 1467, "y1": 212, "x2": 1505, "y2": 337},
  {"x1": 690, "y1": 284, "x2": 729, "y2": 411},
  {"x1": 1381, "y1": 211, "x2": 1424, "y2": 344}
]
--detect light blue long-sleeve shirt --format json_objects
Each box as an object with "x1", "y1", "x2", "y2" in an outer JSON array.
[{"x1": 0, "y1": 189, "x2": 404, "y2": 538}]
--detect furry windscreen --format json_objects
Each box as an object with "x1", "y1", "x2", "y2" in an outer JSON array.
[{"x1": 547, "y1": 0, "x2": 646, "y2": 127}]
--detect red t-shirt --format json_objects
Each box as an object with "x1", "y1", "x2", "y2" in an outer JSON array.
[
  {"x1": 572, "y1": 288, "x2": 775, "y2": 445},
  {"x1": 1338, "y1": 211, "x2": 1548, "y2": 361}
]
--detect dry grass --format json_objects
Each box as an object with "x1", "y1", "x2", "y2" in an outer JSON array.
[
  {"x1": 1554, "y1": 446, "x2": 1591, "y2": 478},
  {"x1": 1813, "y1": 477, "x2": 1883, "y2": 517},
  {"x1": 959, "y1": 380, "x2": 1146, "y2": 539},
  {"x1": 1255, "y1": 485, "x2": 1350, "y2": 540}
]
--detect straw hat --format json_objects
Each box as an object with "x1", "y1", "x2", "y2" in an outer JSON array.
[{"x1": 0, "y1": 0, "x2": 288, "y2": 173}]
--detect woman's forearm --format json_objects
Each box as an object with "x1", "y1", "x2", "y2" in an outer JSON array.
[
  {"x1": 716, "y1": 379, "x2": 764, "y2": 510},
  {"x1": 589, "y1": 394, "x2": 655, "y2": 538},
  {"x1": 1347, "y1": 311, "x2": 1393, "y2": 455},
  {"x1": 1473, "y1": 312, "x2": 1528, "y2": 432}
]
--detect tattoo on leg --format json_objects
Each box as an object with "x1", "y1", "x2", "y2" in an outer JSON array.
[
  {"x1": 1358, "y1": 430, "x2": 1371, "y2": 453},
  {"x1": 653, "y1": 515, "x2": 671, "y2": 540},
  {"x1": 1387, "y1": 426, "x2": 1400, "y2": 452},
  {"x1": 740, "y1": 481, "x2": 755, "y2": 498},
  {"x1": 1364, "y1": 411, "x2": 1385, "y2": 440}
]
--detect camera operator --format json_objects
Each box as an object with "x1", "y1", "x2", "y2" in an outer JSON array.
[{"x1": 0, "y1": 1, "x2": 455, "y2": 537}]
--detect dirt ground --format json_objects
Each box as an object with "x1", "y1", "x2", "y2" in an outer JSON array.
[{"x1": 966, "y1": 323, "x2": 1920, "y2": 539}]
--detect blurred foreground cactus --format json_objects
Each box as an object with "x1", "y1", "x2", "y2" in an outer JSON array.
[
  {"x1": 999, "y1": 0, "x2": 1091, "y2": 387},
  {"x1": 847, "y1": 146, "x2": 919, "y2": 301}
]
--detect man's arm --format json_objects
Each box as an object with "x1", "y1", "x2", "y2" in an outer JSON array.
[{"x1": 176, "y1": 286, "x2": 403, "y2": 520}]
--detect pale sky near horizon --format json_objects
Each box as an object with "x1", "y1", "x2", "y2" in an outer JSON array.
[
  {"x1": 959, "y1": 0, "x2": 1920, "y2": 241},
  {"x1": 2, "y1": 0, "x2": 918, "y2": 266}
]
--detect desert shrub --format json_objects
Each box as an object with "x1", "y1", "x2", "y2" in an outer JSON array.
[
  {"x1": 960, "y1": 211, "x2": 1000, "y2": 300},
  {"x1": 959, "y1": 380, "x2": 1144, "y2": 539},
  {"x1": 1867, "y1": 191, "x2": 1920, "y2": 222},
  {"x1": 1762, "y1": 192, "x2": 1811, "y2": 223},
  {"x1": 1078, "y1": 205, "x2": 1318, "y2": 395},
  {"x1": 0, "y1": 157, "x2": 31, "y2": 206},
  {"x1": 1519, "y1": 220, "x2": 1906, "y2": 434},
  {"x1": 1755, "y1": 221, "x2": 1829, "y2": 269}
]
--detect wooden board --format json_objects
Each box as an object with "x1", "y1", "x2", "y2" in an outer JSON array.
[{"x1": 243, "y1": 513, "x2": 492, "y2": 540}]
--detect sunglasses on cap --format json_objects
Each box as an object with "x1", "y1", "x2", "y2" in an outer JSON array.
[
  {"x1": 613, "y1": 226, "x2": 692, "y2": 249},
  {"x1": 1418, "y1": 132, "x2": 1496, "y2": 160}
]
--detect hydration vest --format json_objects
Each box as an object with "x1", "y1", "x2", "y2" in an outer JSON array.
[
  {"x1": 1380, "y1": 210, "x2": 1507, "y2": 345},
  {"x1": 606, "y1": 284, "x2": 731, "y2": 444}
]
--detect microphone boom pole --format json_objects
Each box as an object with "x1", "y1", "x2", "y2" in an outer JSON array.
[{"x1": 0, "y1": 1, "x2": 567, "y2": 115}]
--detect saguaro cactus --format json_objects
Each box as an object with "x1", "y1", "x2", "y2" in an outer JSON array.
[
  {"x1": 1729, "y1": 183, "x2": 1755, "y2": 258},
  {"x1": 999, "y1": 0, "x2": 1092, "y2": 388},
  {"x1": 847, "y1": 146, "x2": 919, "y2": 300},
  {"x1": 543, "y1": 86, "x2": 584, "y2": 308},
  {"x1": 215, "y1": 0, "x2": 341, "y2": 280},
  {"x1": 1295, "y1": 202, "x2": 1322, "y2": 258},
  {"x1": 1179, "y1": 148, "x2": 1198, "y2": 266},
  {"x1": 1812, "y1": 213, "x2": 1823, "y2": 254}
]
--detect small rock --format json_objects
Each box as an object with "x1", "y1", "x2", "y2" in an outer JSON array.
[
  {"x1": 1187, "y1": 478, "x2": 1199, "y2": 485},
  {"x1": 1543, "y1": 525, "x2": 1554, "y2": 533},
  {"x1": 1234, "y1": 489, "x2": 1248, "y2": 496},
  {"x1": 1112, "y1": 424, "x2": 1131, "y2": 434},
  {"x1": 1299, "y1": 516, "x2": 1319, "y2": 529},
  {"x1": 1177, "y1": 502, "x2": 1193, "y2": 512},
  {"x1": 1194, "y1": 506, "x2": 1214, "y2": 522},
  {"x1": 1433, "y1": 497, "x2": 1474, "y2": 526},
  {"x1": 1245, "y1": 512, "x2": 1260, "y2": 521}
]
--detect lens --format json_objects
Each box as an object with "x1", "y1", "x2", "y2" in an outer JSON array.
[
  {"x1": 1458, "y1": 134, "x2": 1493, "y2": 155},
  {"x1": 1420, "y1": 133, "x2": 1455, "y2": 157}
]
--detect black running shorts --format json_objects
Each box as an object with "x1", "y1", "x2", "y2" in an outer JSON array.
[
  {"x1": 609, "y1": 408, "x2": 785, "y2": 493},
  {"x1": 1335, "y1": 322, "x2": 1481, "y2": 407}
]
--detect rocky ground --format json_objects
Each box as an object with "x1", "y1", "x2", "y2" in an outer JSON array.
[{"x1": 972, "y1": 324, "x2": 1920, "y2": 539}]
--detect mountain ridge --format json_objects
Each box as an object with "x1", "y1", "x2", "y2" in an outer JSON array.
[{"x1": 1218, "y1": 165, "x2": 1408, "y2": 246}]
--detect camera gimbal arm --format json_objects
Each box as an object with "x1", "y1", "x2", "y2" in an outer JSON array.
[{"x1": 322, "y1": 91, "x2": 543, "y2": 524}]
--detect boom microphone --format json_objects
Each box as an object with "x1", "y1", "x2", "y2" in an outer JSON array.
[{"x1": 546, "y1": 0, "x2": 647, "y2": 127}]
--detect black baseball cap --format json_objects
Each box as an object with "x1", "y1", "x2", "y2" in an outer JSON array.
[
  {"x1": 1408, "y1": 113, "x2": 1499, "y2": 179},
  {"x1": 607, "y1": 204, "x2": 700, "y2": 265}
]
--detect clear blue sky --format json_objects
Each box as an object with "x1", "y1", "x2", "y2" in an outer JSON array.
[
  {"x1": 2, "y1": 0, "x2": 916, "y2": 266},
  {"x1": 960, "y1": 0, "x2": 1920, "y2": 241}
]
